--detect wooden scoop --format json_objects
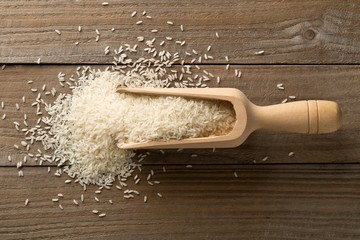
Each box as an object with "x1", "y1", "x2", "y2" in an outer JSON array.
[{"x1": 117, "y1": 88, "x2": 341, "y2": 149}]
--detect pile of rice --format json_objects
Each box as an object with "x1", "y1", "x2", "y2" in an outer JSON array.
[{"x1": 40, "y1": 71, "x2": 235, "y2": 186}]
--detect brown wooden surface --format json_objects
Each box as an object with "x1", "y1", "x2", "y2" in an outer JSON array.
[
  {"x1": 0, "y1": 0, "x2": 360, "y2": 239},
  {"x1": 0, "y1": 65, "x2": 358, "y2": 166},
  {"x1": 2, "y1": 165, "x2": 360, "y2": 240},
  {"x1": 2, "y1": 0, "x2": 360, "y2": 64}
]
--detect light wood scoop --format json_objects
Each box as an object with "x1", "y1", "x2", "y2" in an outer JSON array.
[{"x1": 117, "y1": 88, "x2": 341, "y2": 149}]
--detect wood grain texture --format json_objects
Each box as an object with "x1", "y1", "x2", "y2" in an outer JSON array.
[
  {"x1": 1, "y1": 165, "x2": 360, "y2": 240},
  {"x1": 0, "y1": 64, "x2": 358, "y2": 166},
  {"x1": 1, "y1": 0, "x2": 360, "y2": 64},
  {"x1": 1, "y1": 1, "x2": 359, "y2": 238}
]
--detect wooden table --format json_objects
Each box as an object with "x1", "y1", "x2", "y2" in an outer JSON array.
[{"x1": 0, "y1": 1, "x2": 359, "y2": 239}]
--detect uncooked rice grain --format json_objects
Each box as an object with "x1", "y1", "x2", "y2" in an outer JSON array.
[{"x1": 255, "y1": 50, "x2": 265, "y2": 55}]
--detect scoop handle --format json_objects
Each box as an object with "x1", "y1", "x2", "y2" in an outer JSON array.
[{"x1": 251, "y1": 100, "x2": 341, "y2": 134}]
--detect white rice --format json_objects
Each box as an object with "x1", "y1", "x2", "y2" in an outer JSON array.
[{"x1": 39, "y1": 71, "x2": 235, "y2": 187}]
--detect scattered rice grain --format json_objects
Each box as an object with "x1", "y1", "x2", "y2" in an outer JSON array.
[
  {"x1": 255, "y1": 50, "x2": 265, "y2": 55},
  {"x1": 277, "y1": 83, "x2": 284, "y2": 90}
]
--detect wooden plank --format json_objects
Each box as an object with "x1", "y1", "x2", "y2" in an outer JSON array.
[
  {"x1": 0, "y1": 64, "x2": 358, "y2": 166},
  {"x1": 1, "y1": 0, "x2": 360, "y2": 64},
  {"x1": 1, "y1": 165, "x2": 360, "y2": 239}
]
